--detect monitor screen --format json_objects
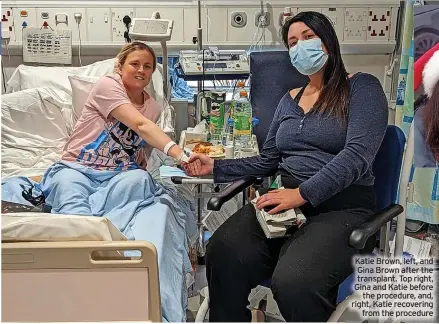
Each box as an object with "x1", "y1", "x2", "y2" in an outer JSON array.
[{"x1": 203, "y1": 62, "x2": 227, "y2": 69}]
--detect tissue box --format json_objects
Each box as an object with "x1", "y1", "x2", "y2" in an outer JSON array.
[
  {"x1": 178, "y1": 130, "x2": 208, "y2": 150},
  {"x1": 185, "y1": 130, "x2": 208, "y2": 144},
  {"x1": 179, "y1": 120, "x2": 209, "y2": 149}
]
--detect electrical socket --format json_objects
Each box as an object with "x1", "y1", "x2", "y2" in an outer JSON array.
[
  {"x1": 112, "y1": 26, "x2": 125, "y2": 42},
  {"x1": 344, "y1": 8, "x2": 367, "y2": 41},
  {"x1": 1, "y1": 7, "x2": 14, "y2": 40},
  {"x1": 366, "y1": 8, "x2": 391, "y2": 41},
  {"x1": 255, "y1": 11, "x2": 270, "y2": 27},
  {"x1": 111, "y1": 8, "x2": 133, "y2": 42},
  {"x1": 2, "y1": 29, "x2": 11, "y2": 40},
  {"x1": 231, "y1": 11, "x2": 247, "y2": 28}
]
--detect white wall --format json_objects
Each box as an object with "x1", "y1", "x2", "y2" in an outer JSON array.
[
  {"x1": 1, "y1": 1, "x2": 400, "y2": 50},
  {"x1": 1, "y1": 0, "x2": 403, "y2": 106}
]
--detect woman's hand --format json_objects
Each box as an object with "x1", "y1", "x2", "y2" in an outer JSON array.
[
  {"x1": 182, "y1": 153, "x2": 214, "y2": 176},
  {"x1": 255, "y1": 188, "x2": 306, "y2": 214}
]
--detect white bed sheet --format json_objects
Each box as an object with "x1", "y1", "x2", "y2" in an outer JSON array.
[{"x1": 1, "y1": 87, "x2": 69, "y2": 178}]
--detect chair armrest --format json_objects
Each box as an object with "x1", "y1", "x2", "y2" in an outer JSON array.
[
  {"x1": 170, "y1": 177, "x2": 215, "y2": 184},
  {"x1": 207, "y1": 176, "x2": 260, "y2": 211},
  {"x1": 349, "y1": 204, "x2": 404, "y2": 250}
]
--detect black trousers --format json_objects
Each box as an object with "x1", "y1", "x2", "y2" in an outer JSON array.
[{"x1": 205, "y1": 172, "x2": 377, "y2": 322}]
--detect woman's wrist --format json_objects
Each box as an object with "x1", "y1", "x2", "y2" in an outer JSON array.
[
  {"x1": 168, "y1": 144, "x2": 181, "y2": 156},
  {"x1": 167, "y1": 144, "x2": 189, "y2": 163}
]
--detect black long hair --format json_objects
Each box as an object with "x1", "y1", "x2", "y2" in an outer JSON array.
[{"x1": 282, "y1": 11, "x2": 350, "y2": 122}]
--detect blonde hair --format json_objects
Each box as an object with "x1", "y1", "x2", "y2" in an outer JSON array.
[{"x1": 115, "y1": 42, "x2": 157, "y2": 73}]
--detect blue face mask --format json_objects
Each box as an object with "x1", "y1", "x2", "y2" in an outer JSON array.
[{"x1": 289, "y1": 38, "x2": 328, "y2": 76}]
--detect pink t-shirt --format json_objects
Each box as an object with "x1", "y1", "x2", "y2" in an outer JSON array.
[{"x1": 62, "y1": 74, "x2": 162, "y2": 171}]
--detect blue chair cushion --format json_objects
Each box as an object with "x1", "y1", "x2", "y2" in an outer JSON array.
[
  {"x1": 372, "y1": 125, "x2": 406, "y2": 210},
  {"x1": 249, "y1": 51, "x2": 309, "y2": 150}
]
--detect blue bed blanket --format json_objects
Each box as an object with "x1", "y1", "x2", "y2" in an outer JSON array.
[{"x1": 1, "y1": 161, "x2": 197, "y2": 322}]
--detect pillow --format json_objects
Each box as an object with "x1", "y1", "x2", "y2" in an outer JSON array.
[
  {"x1": 5, "y1": 59, "x2": 116, "y2": 94},
  {"x1": 68, "y1": 74, "x2": 163, "y2": 127},
  {"x1": 1, "y1": 87, "x2": 70, "y2": 178},
  {"x1": 68, "y1": 75, "x2": 101, "y2": 126}
]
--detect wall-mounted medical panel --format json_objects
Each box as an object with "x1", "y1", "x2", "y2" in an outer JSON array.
[
  {"x1": 227, "y1": 7, "x2": 281, "y2": 44},
  {"x1": 35, "y1": 8, "x2": 87, "y2": 43},
  {"x1": 2, "y1": 7, "x2": 14, "y2": 40},
  {"x1": 206, "y1": 8, "x2": 228, "y2": 43},
  {"x1": 270, "y1": 7, "x2": 295, "y2": 43},
  {"x1": 111, "y1": 8, "x2": 134, "y2": 43},
  {"x1": 2, "y1": 2, "x2": 401, "y2": 56},
  {"x1": 135, "y1": 7, "x2": 184, "y2": 43},
  {"x1": 297, "y1": 8, "x2": 322, "y2": 13},
  {"x1": 388, "y1": 7, "x2": 399, "y2": 44},
  {"x1": 344, "y1": 7, "x2": 368, "y2": 41},
  {"x1": 322, "y1": 8, "x2": 346, "y2": 42},
  {"x1": 12, "y1": 8, "x2": 37, "y2": 42},
  {"x1": 366, "y1": 7, "x2": 394, "y2": 41},
  {"x1": 183, "y1": 7, "x2": 208, "y2": 44},
  {"x1": 87, "y1": 8, "x2": 112, "y2": 43}
]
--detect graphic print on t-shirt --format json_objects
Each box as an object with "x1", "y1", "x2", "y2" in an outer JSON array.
[{"x1": 77, "y1": 120, "x2": 146, "y2": 171}]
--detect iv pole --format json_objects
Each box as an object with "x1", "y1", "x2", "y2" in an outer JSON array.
[
  {"x1": 195, "y1": 0, "x2": 206, "y2": 262},
  {"x1": 196, "y1": 0, "x2": 203, "y2": 124}
]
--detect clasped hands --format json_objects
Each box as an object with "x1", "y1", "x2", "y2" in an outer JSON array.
[{"x1": 182, "y1": 153, "x2": 307, "y2": 214}]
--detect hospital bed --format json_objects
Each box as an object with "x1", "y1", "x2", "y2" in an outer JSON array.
[
  {"x1": 2, "y1": 240, "x2": 161, "y2": 322},
  {"x1": 195, "y1": 51, "x2": 411, "y2": 322},
  {"x1": 1, "y1": 59, "x2": 197, "y2": 322}
]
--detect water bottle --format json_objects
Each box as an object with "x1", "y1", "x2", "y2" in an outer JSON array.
[
  {"x1": 230, "y1": 81, "x2": 246, "y2": 118},
  {"x1": 233, "y1": 89, "x2": 252, "y2": 148}
]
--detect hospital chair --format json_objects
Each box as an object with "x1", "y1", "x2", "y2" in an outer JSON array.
[
  {"x1": 2, "y1": 240, "x2": 162, "y2": 322},
  {"x1": 195, "y1": 51, "x2": 407, "y2": 322}
]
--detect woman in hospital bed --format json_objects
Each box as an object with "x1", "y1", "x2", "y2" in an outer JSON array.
[
  {"x1": 184, "y1": 11, "x2": 388, "y2": 322},
  {"x1": 27, "y1": 42, "x2": 189, "y2": 214}
]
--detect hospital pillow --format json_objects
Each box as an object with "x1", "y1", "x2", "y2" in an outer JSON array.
[
  {"x1": 68, "y1": 75, "x2": 100, "y2": 126},
  {"x1": 6, "y1": 65, "x2": 83, "y2": 101},
  {"x1": 6, "y1": 59, "x2": 115, "y2": 95},
  {"x1": 1, "y1": 87, "x2": 69, "y2": 178},
  {"x1": 68, "y1": 74, "x2": 160, "y2": 125}
]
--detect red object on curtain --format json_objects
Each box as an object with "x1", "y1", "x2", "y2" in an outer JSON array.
[{"x1": 414, "y1": 42, "x2": 439, "y2": 91}]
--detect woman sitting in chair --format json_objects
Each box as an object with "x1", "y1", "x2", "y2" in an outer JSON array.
[
  {"x1": 414, "y1": 48, "x2": 439, "y2": 167},
  {"x1": 184, "y1": 11, "x2": 388, "y2": 322}
]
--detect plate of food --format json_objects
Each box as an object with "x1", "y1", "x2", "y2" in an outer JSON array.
[{"x1": 192, "y1": 142, "x2": 225, "y2": 158}]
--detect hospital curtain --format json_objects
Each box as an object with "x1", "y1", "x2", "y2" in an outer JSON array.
[{"x1": 395, "y1": 0, "x2": 414, "y2": 136}]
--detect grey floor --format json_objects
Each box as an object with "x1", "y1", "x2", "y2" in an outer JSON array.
[{"x1": 186, "y1": 265, "x2": 208, "y2": 322}]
